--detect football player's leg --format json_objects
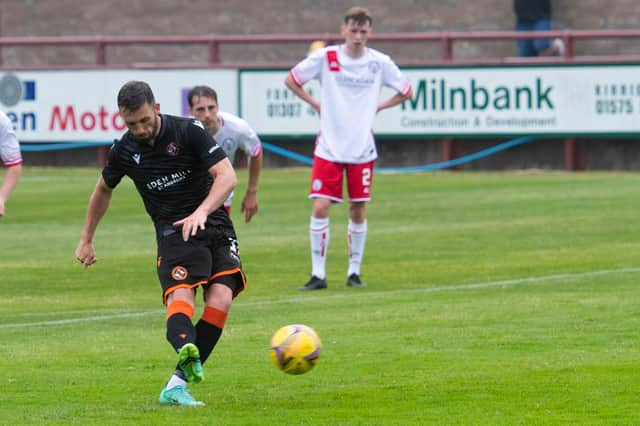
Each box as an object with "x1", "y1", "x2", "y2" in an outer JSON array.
[
  {"x1": 165, "y1": 289, "x2": 203, "y2": 384},
  {"x1": 345, "y1": 161, "x2": 373, "y2": 286},
  {"x1": 303, "y1": 157, "x2": 342, "y2": 289},
  {"x1": 158, "y1": 235, "x2": 211, "y2": 385},
  {"x1": 196, "y1": 236, "x2": 245, "y2": 365}
]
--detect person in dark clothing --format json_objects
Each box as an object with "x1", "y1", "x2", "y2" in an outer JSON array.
[
  {"x1": 514, "y1": 0, "x2": 564, "y2": 57},
  {"x1": 75, "y1": 80, "x2": 245, "y2": 407}
]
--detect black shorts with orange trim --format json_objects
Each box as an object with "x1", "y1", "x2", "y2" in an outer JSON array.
[{"x1": 157, "y1": 224, "x2": 246, "y2": 304}]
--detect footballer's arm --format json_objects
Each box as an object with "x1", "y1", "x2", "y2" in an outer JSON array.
[
  {"x1": 0, "y1": 163, "x2": 22, "y2": 217},
  {"x1": 76, "y1": 176, "x2": 113, "y2": 268},
  {"x1": 377, "y1": 88, "x2": 413, "y2": 113},
  {"x1": 241, "y1": 149, "x2": 262, "y2": 223},
  {"x1": 285, "y1": 74, "x2": 320, "y2": 114}
]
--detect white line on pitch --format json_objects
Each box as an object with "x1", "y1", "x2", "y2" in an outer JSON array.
[{"x1": 1, "y1": 267, "x2": 638, "y2": 330}]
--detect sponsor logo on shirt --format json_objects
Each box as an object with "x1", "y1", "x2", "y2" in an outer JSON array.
[
  {"x1": 335, "y1": 75, "x2": 375, "y2": 88},
  {"x1": 132, "y1": 153, "x2": 141, "y2": 165},
  {"x1": 146, "y1": 169, "x2": 192, "y2": 191}
]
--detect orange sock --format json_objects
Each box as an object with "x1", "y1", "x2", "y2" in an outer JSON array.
[
  {"x1": 166, "y1": 300, "x2": 194, "y2": 320},
  {"x1": 201, "y1": 306, "x2": 227, "y2": 328}
]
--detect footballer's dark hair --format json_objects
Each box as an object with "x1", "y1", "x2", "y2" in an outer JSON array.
[
  {"x1": 344, "y1": 6, "x2": 372, "y2": 26},
  {"x1": 187, "y1": 85, "x2": 218, "y2": 107},
  {"x1": 117, "y1": 80, "x2": 155, "y2": 111}
]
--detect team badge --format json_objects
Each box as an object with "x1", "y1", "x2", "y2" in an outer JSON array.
[
  {"x1": 171, "y1": 266, "x2": 188, "y2": 281},
  {"x1": 222, "y1": 138, "x2": 235, "y2": 152},
  {"x1": 312, "y1": 179, "x2": 323, "y2": 191},
  {"x1": 166, "y1": 142, "x2": 180, "y2": 156},
  {"x1": 368, "y1": 61, "x2": 381, "y2": 74}
]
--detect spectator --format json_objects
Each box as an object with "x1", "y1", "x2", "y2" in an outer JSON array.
[{"x1": 514, "y1": 0, "x2": 564, "y2": 57}]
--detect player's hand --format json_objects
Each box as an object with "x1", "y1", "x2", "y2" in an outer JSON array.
[
  {"x1": 173, "y1": 209, "x2": 208, "y2": 241},
  {"x1": 240, "y1": 190, "x2": 258, "y2": 223},
  {"x1": 75, "y1": 240, "x2": 97, "y2": 269}
]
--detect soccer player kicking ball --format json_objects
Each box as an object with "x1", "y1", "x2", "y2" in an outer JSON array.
[
  {"x1": 75, "y1": 81, "x2": 246, "y2": 406},
  {"x1": 285, "y1": 6, "x2": 413, "y2": 291}
]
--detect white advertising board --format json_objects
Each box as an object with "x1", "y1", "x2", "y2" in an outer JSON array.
[
  {"x1": 0, "y1": 70, "x2": 237, "y2": 142},
  {"x1": 3, "y1": 65, "x2": 640, "y2": 142},
  {"x1": 240, "y1": 66, "x2": 640, "y2": 137}
]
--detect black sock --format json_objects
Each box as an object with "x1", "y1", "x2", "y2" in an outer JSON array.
[
  {"x1": 166, "y1": 312, "x2": 196, "y2": 352},
  {"x1": 195, "y1": 319, "x2": 223, "y2": 365}
]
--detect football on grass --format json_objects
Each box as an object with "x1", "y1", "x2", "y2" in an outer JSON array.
[{"x1": 269, "y1": 324, "x2": 321, "y2": 375}]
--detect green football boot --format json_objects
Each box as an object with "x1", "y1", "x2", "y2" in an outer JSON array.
[
  {"x1": 159, "y1": 385, "x2": 205, "y2": 406},
  {"x1": 178, "y1": 343, "x2": 204, "y2": 383}
]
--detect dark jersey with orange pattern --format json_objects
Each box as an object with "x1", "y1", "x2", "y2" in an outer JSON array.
[{"x1": 102, "y1": 114, "x2": 230, "y2": 240}]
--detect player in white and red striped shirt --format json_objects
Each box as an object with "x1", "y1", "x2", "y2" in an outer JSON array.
[
  {"x1": 285, "y1": 6, "x2": 412, "y2": 291},
  {"x1": 0, "y1": 111, "x2": 22, "y2": 218}
]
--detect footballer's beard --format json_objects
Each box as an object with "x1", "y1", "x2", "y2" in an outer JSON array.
[{"x1": 135, "y1": 114, "x2": 160, "y2": 144}]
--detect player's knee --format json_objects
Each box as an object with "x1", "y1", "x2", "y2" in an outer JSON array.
[
  {"x1": 349, "y1": 203, "x2": 366, "y2": 222},
  {"x1": 312, "y1": 198, "x2": 331, "y2": 218},
  {"x1": 205, "y1": 282, "x2": 233, "y2": 311}
]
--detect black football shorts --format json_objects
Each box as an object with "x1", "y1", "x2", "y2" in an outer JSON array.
[{"x1": 157, "y1": 225, "x2": 246, "y2": 303}]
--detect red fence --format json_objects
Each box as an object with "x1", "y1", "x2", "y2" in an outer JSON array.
[{"x1": 2, "y1": 29, "x2": 640, "y2": 69}]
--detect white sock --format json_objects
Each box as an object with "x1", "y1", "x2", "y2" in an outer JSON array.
[
  {"x1": 310, "y1": 216, "x2": 329, "y2": 279},
  {"x1": 165, "y1": 374, "x2": 187, "y2": 390},
  {"x1": 347, "y1": 219, "x2": 367, "y2": 276}
]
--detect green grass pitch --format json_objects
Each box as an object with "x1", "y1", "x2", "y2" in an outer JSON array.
[{"x1": 0, "y1": 167, "x2": 639, "y2": 425}]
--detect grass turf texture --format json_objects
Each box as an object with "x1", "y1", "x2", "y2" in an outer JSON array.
[{"x1": 0, "y1": 167, "x2": 638, "y2": 425}]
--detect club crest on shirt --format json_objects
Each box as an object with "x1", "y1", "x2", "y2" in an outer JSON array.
[
  {"x1": 368, "y1": 61, "x2": 381, "y2": 74},
  {"x1": 221, "y1": 138, "x2": 235, "y2": 152},
  {"x1": 171, "y1": 266, "x2": 188, "y2": 281},
  {"x1": 312, "y1": 179, "x2": 323, "y2": 191},
  {"x1": 166, "y1": 141, "x2": 180, "y2": 156}
]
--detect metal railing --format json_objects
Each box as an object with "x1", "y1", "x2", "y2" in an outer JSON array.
[{"x1": 1, "y1": 29, "x2": 640, "y2": 69}]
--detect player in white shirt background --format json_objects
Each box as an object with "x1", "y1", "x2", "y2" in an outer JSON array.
[
  {"x1": 0, "y1": 110, "x2": 23, "y2": 218},
  {"x1": 285, "y1": 6, "x2": 413, "y2": 291},
  {"x1": 187, "y1": 85, "x2": 262, "y2": 223}
]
